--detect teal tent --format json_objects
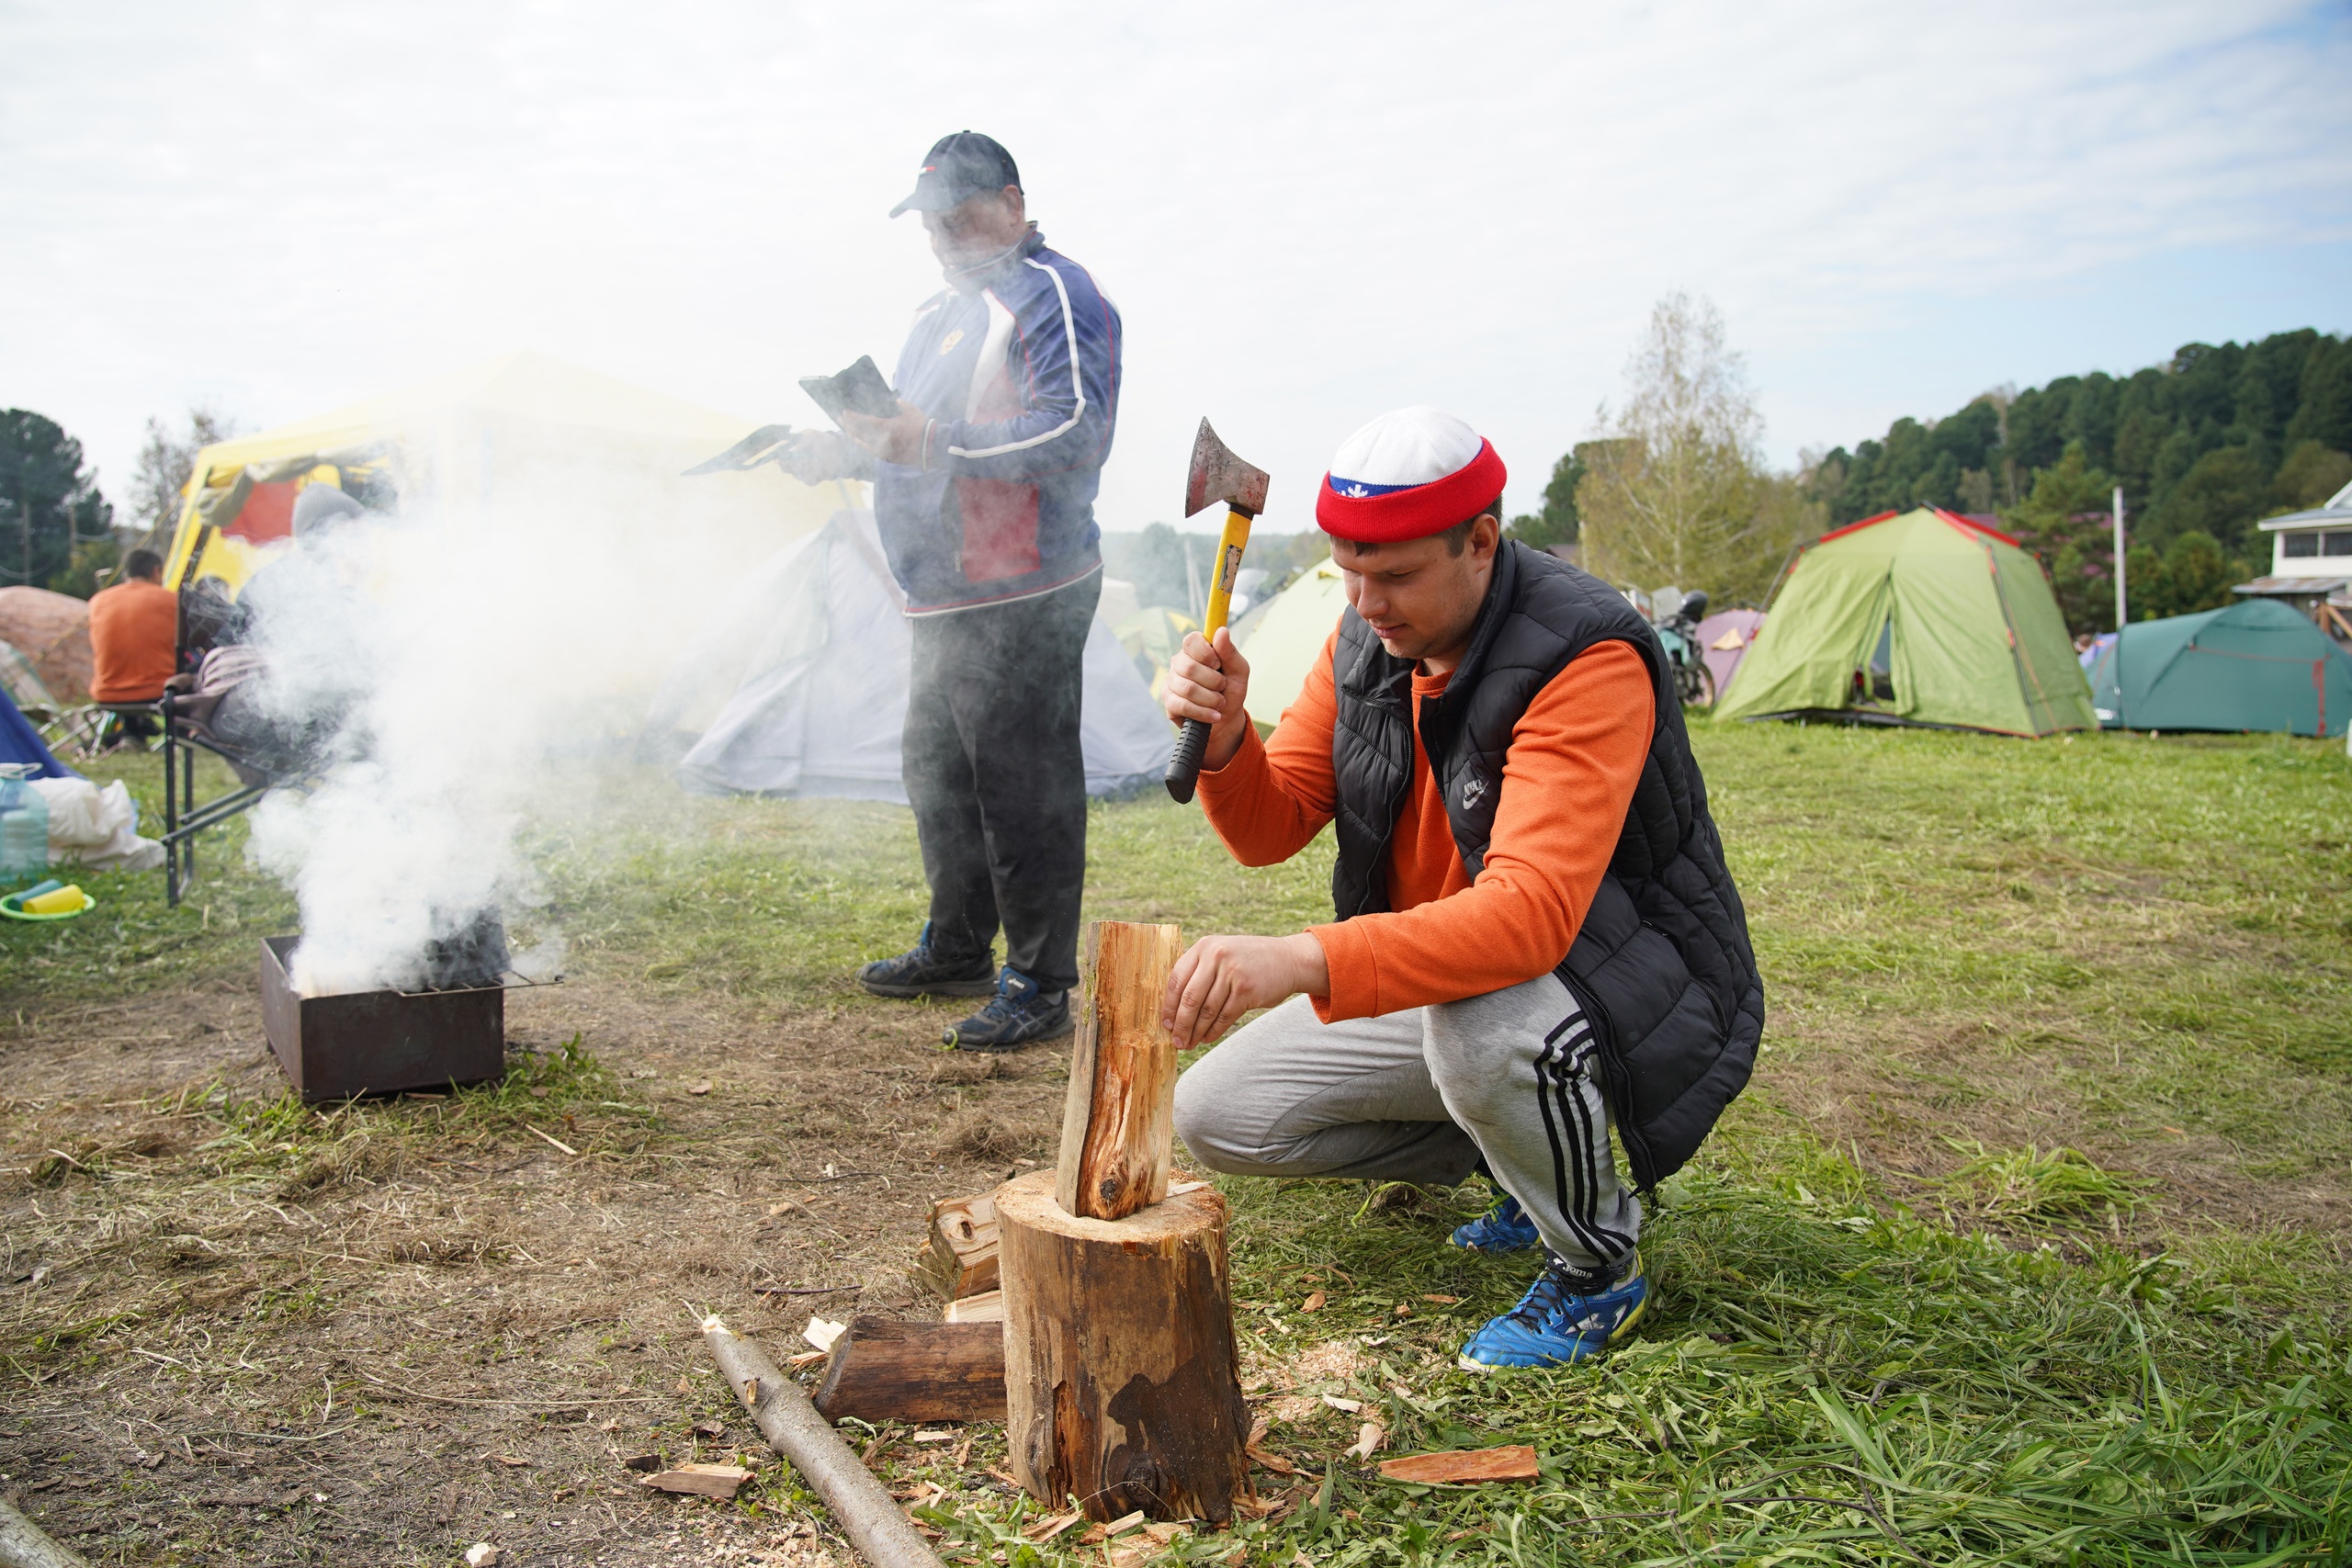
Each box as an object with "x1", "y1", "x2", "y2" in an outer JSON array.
[{"x1": 2088, "y1": 599, "x2": 2351, "y2": 736}]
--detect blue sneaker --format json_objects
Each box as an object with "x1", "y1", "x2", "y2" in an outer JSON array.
[
  {"x1": 1457, "y1": 1252, "x2": 1648, "y2": 1371},
  {"x1": 1450, "y1": 1190, "x2": 1542, "y2": 1253},
  {"x1": 944, "y1": 968, "x2": 1072, "y2": 1053}
]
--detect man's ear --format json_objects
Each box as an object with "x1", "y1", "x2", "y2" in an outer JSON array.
[{"x1": 1471, "y1": 513, "x2": 1502, "y2": 561}]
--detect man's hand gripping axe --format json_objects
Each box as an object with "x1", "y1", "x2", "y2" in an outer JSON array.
[{"x1": 1166, "y1": 419, "x2": 1272, "y2": 804}]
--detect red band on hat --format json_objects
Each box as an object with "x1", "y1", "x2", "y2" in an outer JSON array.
[{"x1": 1315, "y1": 438, "x2": 1509, "y2": 543}]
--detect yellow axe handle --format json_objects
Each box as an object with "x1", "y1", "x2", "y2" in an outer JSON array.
[{"x1": 1166, "y1": 507, "x2": 1254, "y2": 804}]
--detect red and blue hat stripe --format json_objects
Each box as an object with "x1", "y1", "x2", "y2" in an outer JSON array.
[{"x1": 1316, "y1": 437, "x2": 1508, "y2": 544}]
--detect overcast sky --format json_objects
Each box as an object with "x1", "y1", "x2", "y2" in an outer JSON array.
[{"x1": 4, "y1": 0, "x2": 2347, "y2": 536}]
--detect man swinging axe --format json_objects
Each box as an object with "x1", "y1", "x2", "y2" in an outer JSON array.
[{"x1": 1159, "y1": 407, "x2": 1763, "y2": 1369}]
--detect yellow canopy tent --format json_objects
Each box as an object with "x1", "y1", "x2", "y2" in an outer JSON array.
[
  {"x1": 163, "y1": 351, "x2": 856, "y2": 593},
  {"x1": 1238, "y1": 557, "x2": 1350, "y2": 728}
]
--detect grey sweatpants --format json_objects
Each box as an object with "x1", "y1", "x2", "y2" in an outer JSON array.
[{"x1": 1170, "y1": 972, "x2": 1640, "y2": 1275}]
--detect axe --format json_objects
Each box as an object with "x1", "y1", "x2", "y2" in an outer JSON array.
[{"x1": 1165, "y1": 419, "x2": 1272, "y2": 804}]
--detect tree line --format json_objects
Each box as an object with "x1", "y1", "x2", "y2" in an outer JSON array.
[
  {"x1": 1508, "y1": 316, "x2": 2352, "y2": 636},
  {"x1": 0, "y1": 406, "x2": 234, "y2": 599}
]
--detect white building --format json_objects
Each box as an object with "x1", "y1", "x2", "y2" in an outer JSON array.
[{"x1": 2235, "y1": 478, "x2": 2352, "y2": 645}]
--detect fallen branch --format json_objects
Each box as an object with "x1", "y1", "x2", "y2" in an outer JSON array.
[
  {"x1": 700, "y1": 1314, "x2": 944, "y2": 1568},
  {"x1": 0, "y1": 1495, "x2": 92, "y2": 1568}
]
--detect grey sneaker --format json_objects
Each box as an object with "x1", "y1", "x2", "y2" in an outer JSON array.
[{"x1": 859, "y1": 922, "x2": 998, "y2": 998}]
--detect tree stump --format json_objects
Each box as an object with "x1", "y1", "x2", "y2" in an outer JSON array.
[{"x1": 995, "y1": 1170, "x2": 1249, "y2": 1523}]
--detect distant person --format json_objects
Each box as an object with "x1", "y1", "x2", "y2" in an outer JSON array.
[
  {"x1": 1157, "y1": 408, "x2": 1761, "y2": 1370},
  {"x1": 780, "y1": 130, "x2": 1122, "y2": 1051},
  {"x1": 87, "y1": 547, "x2": 177, "y2": 741}
]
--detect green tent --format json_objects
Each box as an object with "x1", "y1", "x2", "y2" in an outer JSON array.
[
  {"x1": 1715, "y1": 507, "x2": 2095, "y2": 736},
  {"x1": 2088, "y1": 598, "x2": 2351, "y2": 736}
]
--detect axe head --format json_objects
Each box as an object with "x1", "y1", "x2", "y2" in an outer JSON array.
[{"x1": 1185, "y1": 419, "x2": 1270, "y2": 519}]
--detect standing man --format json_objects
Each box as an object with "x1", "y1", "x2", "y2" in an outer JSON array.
[
  {"x1": 783, "y1": 131, "x2": 1121, "y2": 1051},
  {"x1": 1158, "y1": 408, "x2": 1762, "y2": 1370}
]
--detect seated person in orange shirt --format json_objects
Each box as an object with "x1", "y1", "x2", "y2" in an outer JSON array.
[
  {"x1": 1157, "y1": 408, "x2": 1762, "y2": 1371},
  {"x1": 87, "y1": 548, "x2": 179, "y2": 743}
]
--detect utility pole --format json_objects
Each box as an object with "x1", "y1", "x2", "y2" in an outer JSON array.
[
  {"x1": 2111, "y1": 486, "x2": 2127, "y2": 630},
  {"x1": 2111, "y1": 484, "x2": 2127, "y2": 729}
]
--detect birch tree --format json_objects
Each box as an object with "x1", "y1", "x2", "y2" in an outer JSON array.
[{"x1": 1577, "y1": 293, "x2": 1811, "y2": 604}]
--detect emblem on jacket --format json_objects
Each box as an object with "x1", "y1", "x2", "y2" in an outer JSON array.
[
  {"x1": 938, "y1": 330, "x2": 966, "y2": 355},
  {"x1": 1460, "y1": 770, "x2": 1489, "y2": 811}
]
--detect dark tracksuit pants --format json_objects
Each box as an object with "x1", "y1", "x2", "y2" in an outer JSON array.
[{"x1": 903, "y1": 571, "x2": 1101, "y2": 996}]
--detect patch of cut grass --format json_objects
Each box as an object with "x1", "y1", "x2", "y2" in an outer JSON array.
[
  {"x1": 1937, "y1": 1139, "x2": 2152, "y2": 1231},
  {"x1": 909, "y1": 1159, "x2": 2351, "y2": 1565}
]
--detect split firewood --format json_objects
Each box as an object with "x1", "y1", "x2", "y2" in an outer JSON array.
[
  {"x1": 920, "y1": 1192, "x2": 999, "y2": 1300},
  {"x1": 1374, "y1": 1444, "x2": 1542, "y2": 1483},
  {"x1": 640, "y1": 1462, "x2": 753, "y2": 1498},
  {"x1": 941, "y1": 1288, "x2": 1002, "y2": 1323},
  {"x1": 1054, "y1": 920, "x2": 1184, "y2": 1221},
  {"x1": 811, "y1": 1316, "x2": 1007, "y2": 1424}
]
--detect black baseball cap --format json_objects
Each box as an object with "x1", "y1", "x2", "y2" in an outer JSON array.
[{"x1": 888, "y1": 130, "x2": 1022, "y2": 218}]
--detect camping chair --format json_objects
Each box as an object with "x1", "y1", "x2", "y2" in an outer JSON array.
[
  {"x1": 156, "y1": 649, "x2": 309, "y2": 908},
  {"x1": 78, "y1": 700, "x2": 166, "y2": 758}
]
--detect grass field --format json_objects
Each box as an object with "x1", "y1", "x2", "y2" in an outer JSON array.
[{"x1": 3, "y1": 722, "x2": 2348, "y2": 1564}]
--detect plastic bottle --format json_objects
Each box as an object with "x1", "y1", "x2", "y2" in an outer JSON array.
[{"x1": 0, "y1": 764, "x2": 50, "y2": 883}]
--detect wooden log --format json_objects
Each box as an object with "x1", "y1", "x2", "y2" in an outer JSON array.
[
  {"x1": 996, "y1": 1170, "x2": 1249, "y2": 1523},
  {"x1": 811, "y1": 1316, "x2": 1007, "y2": 1424},
  {"x1": 919, "y1": 1191, "x2": 999, "y2": 1300},
  {"x1": 1054, "y1": 920, "x2": 1184, "y2": 1222}
]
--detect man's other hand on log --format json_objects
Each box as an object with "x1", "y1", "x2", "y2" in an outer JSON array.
[{"x1": 1161, "y1": 932, "x2": 1329, "y2": 1050}]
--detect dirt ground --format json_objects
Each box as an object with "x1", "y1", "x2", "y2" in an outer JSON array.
[
  {"x1": 6, "y1": 949, "x2": 2347, "y2": 1564},
  {"x1": 1, "y1": 975, "x2": 1074, "y2": 1566}
]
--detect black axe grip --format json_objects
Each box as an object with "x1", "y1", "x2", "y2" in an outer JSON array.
[{"x1": 1165, "y1": 719, "x2": 1212, "y2": 804}]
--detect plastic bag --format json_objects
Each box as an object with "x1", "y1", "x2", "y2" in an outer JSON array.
[{"x1": 27, "y1": 776, "x2": 165, "y2": 873}]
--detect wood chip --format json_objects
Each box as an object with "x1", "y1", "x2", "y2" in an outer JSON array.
[
  {"x1": 465, "y1": 1546, "x2": 501, "y2": 1567},
  {"x1": 1420, "y1": 1293, "x2": 1460, "y2": 1304},
  {"x1": 942, "y1": 1288, "x2": 1003, "y2": 1323},
  {"x1": 1247, "y1": 1444, "x2": 1298, "y2": 1476},
  {"x1": 689, "y1": 1079, "x2": 714, "y2": 1095},
  {"x1": 1376, "y1": 1444, "x2": 1542, "y2": 1483},
  {"x1": 1300, "y1": 1291, "x2": 1327, "y2": 1313},
  {"x1": 640, "y1": 1462, "x2": 753, "y2": 1498},
  {"x1": 690, "y1": 1416, "x2": 726, "y2": 1438},
  {"x1": 911, "y1": 1429, "x2": 957, "y2": 1443},
  {"x1": 1103, "y1": 1508, "x2": 1148, "y2": 1537},
  {"x1": 621, "y1": 1453, "x2": 662, "y2": 1472},
  {"x1": 802, "y1": 1315, "x2": 847, "y2": 1352},
  {"x1": 786, "y1": 1348, "x2": 828, "y2": 1367},
  {"x1": 1345, "y1": 1420, "x2": 1385, "y2": 1460},
  {"x1": 1320, "y1": 1393, "x2": 1363, "y2": 1413},
  {"x1": 1023, "y1": 1510, "x2": 1083, "y2": 1540}
]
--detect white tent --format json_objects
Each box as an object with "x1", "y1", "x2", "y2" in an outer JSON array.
[{"x1": 648, "y1": 511, "x2": 1174, "y2": 800}]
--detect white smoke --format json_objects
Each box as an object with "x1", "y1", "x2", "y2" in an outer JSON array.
[{"x1": 233, "y1": 427, "x2": 831, "y2": 998}]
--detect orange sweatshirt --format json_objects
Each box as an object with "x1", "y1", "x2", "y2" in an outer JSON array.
[
  {"x1": 1197, "y1": 631, "x2": 1654, "y2": 1021},
  {"x1": 88, "y1": 579, "x2": 179, "y2": 703}
]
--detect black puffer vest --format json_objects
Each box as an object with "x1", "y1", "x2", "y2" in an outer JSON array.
[{"x1": 1329, "y1": 541, "x2": 1763, "y2": 1189}]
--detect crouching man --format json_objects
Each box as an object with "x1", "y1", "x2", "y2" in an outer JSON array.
[{"x1": 1159, "y1": 408, "x2": 1762, "y2": 1370}]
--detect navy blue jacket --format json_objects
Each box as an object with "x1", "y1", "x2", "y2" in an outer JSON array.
[{"x1": 870, "y1": 229, "x2": 1121, "y2": 613}]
